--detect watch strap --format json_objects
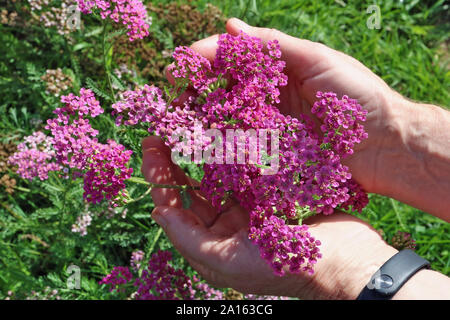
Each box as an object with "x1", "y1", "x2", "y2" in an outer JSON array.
[{"x1": 357, "y1": 249, "x2": 430, "y2": 300}]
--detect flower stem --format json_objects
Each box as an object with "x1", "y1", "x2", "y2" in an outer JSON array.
[
  {"x1": 13, "y1": 185, "x2": 31, "y2": 193},
  {"x1": 297, "y1": 208, "x2": 316, "y2": 225},
  {"x1": 126, "y1": 185, "x2": 153, "y2": 204},
  {"x1": 102, "y1": 21, "x2": 116, "y2": 102},
  {"x1": 149, "y1": 227, "x2": 163, "y2": 254},
  {"x1": 127, "y1": 176, "x2": 200, "y2": 190}
]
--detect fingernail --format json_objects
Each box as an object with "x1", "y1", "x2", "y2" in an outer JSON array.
[
  {"x1": 152, "y1": 207, "x2": 168, "y2": 228},
  {"x1": 141, "y1": 136, "x2": 153, "y2": 151},
  {"x1": 143, "y1": 147, "x2": 166, "y2": 159}
]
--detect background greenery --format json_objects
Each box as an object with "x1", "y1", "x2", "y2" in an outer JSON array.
[{"x1": 0, "y1": 0, "x2": 448, "y2": 299}]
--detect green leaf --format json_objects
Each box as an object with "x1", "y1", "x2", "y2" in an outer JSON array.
[
  {"x1": 84, "y1": 26, "x2": 104, "y2": 37},
  {"x1": 415, "y1": 225, "x2": 426, "y2": 233},
  {"x1": 73, "y1": 42, "x2": 93, "y2": 52},
  {"x1": 164, "y1": 86, "x2": 171, "y2": 99},
  {"x1": 105, "y1": 29, "x2": 126, "y2": 41},
  {"x1": 86, "y1": 77, "x2": 112, "y2": 101},
  {"x1": 110, "y1": 72, "x2": 126, "y2": 91},
  {"x1": 180, "y1": 189, "x2": 192, "y2": 209},
  {"x1": 26, "y1": 63, "x2": 41, "y2": 81}
]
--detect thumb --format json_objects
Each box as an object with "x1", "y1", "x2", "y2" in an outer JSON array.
[
  {"x1": 151, "y1": 206, "x2": 223, "y2": 268},
  {"x1": 226, "y1": 18, "x2": 323, "y2": 73},
  {"x1": 226, "y1": 17, "x2": 285, "y2": 44}
]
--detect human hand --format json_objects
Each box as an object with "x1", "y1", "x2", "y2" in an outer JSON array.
[
  {"x1": 214, "y1": 19, "x2": 450, "y2": 219},
  {"x1": 186, "y1": 18, "x2": 407, "y2": 196},
  {"x1": 141, "y1": 136, "x2": 397, "y2": 299}
]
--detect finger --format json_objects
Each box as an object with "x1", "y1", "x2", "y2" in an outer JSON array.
[
  {"x1": 142, "y1": 136, "x2": 199, "y2": 187},
  {"x1": 226, "y1": 18, "x2": 327, "y2": 81},
  {"x1": 208, "y1": 204, "x2": 249, "y2": 237},
  {"x1": 165, "y1": 35, "x2": 219, "y2": 107},
  {"x1": 164, "y1": 63, "x2": 176, "y2": 86},
  {"x1": 142, "y1": 136, "x2": 197, "y2": 187},
  {"x1": 165, "y1": 34, "x2": 219, "y2": 83},
  {"x1": 142, "y1": 135, "x2": 171, "y2": 159},
  {"x1": 152, "y1": 206, "x2": 227, "y2": 270},
  {"x1": 190, "y1": 34, "x2": 220, "y2": 62},
  {"x1": 142, "y1": 136, "x2": 219, "y2": 226},
  {"x1": 173, "y1": 88, "x2": 198, "y2": 108},
  {"x1": 141, "y1": 147, "x2": 183, "y2": 207}
]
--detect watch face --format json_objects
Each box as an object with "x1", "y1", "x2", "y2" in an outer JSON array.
[
  {"x1": 372, "y1": 274, "x2": 394, "y2": 289},
  {"x1": 368, "y1": 270, "x2": 394, "y2": 290}
]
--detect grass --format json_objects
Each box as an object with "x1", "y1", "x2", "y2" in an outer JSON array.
[{"x1": 0, "y1": 0, "x2": 448, "y2": 299}]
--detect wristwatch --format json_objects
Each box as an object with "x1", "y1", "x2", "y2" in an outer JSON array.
[{"x1": 357, "y1": 249, "x2": 431, "y2": 300}]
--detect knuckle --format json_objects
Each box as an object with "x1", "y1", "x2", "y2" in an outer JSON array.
[{"x1": 263, "y1": 28, "x2": 281, "y2": 40}]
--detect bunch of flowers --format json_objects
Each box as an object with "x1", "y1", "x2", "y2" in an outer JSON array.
[
  {"x1": 71, "y1": 209, "x2": 93, "y2": 236},
  {"x1": 112, "y1": 31, "x2": 369, "y2": 276},
  {"x1": 130, "y1": 250, "x2": 144, "y2": 271},
  {"x1": 133, "y1": 249, "x2": 194, "y2": 300},
  {"x1": 9, "y1": 88, "x2": 133, "y2": 207},
  {"x1": 26, "y1": 287, "x2": 61, "y2": 300},
  {"x1": 41, "y1": 68, "x2": 73, "y2": 97},
  {"x1": 8, "y1": 131, "x2": 61, "y2": 180},
  {"x1": 28, "y1": 0, "x2": 78, "y2": 36},
  {"x1": 9, "y1": 28, "x2": 368, "y2": 279},
  {"x1": 100, "y1": 250, "x2": 223, "y2": 300},
  {"x1": 76, "y1": 0, "x2": 151, "y2": 41},
  {"x1": 99, "y1": 266, "x2": 133, "y2": 293},
  {"x1": 391, "y1": 231, "x2": 417, "y2": 251},
  {"x1": 83, "y1": 140, "x2": 133, "y2": 204},
  {"x1": 70, "y1": 204, "x2": 128, "y2": 236},
  {"x1": 0, "y1": 142, "x2": 17, "y2": 194},
  {"x1": 101, "y1": 249, "x2": 289, "y2": 300},
  {"x1": 1, "y1": 9, "x2": 18, "y2": 26}
]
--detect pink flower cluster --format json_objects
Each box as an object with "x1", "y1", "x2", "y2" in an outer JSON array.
[
  {"x1": 111, "y1": 85, "x2": 201, "y2": 155},
  {"x1": 312, "y1": 91, "x2": 368, "y2": 156},
  {"x1": 46, "y1": 88, "x2": 102, "y2": 171},
  {"x1": 391, "y1": 231, "x2": 417, "y2": 251},
  {"x1": 112, "y1": 84, "x2": 167, "y2": 126},
  {"x1": 134, "y1": 249, "x2": 193, "y2": 300},
  {"x1": 130, "y1": 250, "x2": 144, "y2": 271},
  {"x1": 250, "y1": 215, "x2": 321, "y2": 275},
  {"x1": 191, "y1": 275, "x2": 223, "y2": 300},
  {"x1": 76, "y1": 0, "x2": 150, "y2": 41},
  {"x1": 112, "y1": 32, "x2": 369, "y2": 275},
  {"x1": 8, "y1": 131, "x2": 61, "y2": 180},
  {"x1": 100, "y1": 250, "x2": 223, "y2": 300},
  {"x1": 83, "y1": 140, "x2": 132, "y2": 204},
  {"x1": 99, "y1": 266, "x2": 133, "y2": 292},
  {"x1": 168, "y1": 46, "x2": 215, "y2": 93},
  {"x1": 71, "y1": 209, "x2": 93, "y2": 236},
  {"x1": 10, "y1": 88, "x2": 133, "y2": 206}
]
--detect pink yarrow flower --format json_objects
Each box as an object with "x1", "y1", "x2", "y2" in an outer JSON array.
[
  {"x1": 100, "y1": 250, "x2": 223, "y2": 300},
  {"x1": 8, "y1": 131, "x2": 61, "y2": 180},
  {"x1": 110, "y1": 31, "x2": 369, "y2": 276},
  {"x1": 13, "y1": 88, "x2": 133, "y2": 207},
  {"x1": 76, "y1": 0, "x2": 151, "y2": 41},
  {"x1": 83, "y1": 140, "x2": 133, "y2": 206}
]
